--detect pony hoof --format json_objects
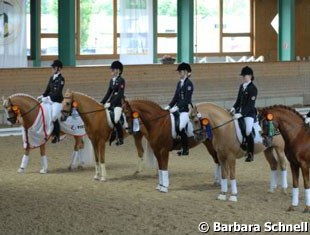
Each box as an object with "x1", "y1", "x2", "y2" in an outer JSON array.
[
  {"x1": 213, "y1": 181, "x2": 221, "y2": 187},
  {"x1": 40, "y1": 169, "x2": 47, "y2": 174},
  {"x1": 282, "y1": 188, "x2": 288, "y2": 195},
  {"x1": 229, "y1": 195, "x2": 238, "y2": 202},
  {"x1": 303, "y1": 206, "x2": 310, "y2": 213},
  {"x1": 93, "y1": 176, "x2": 100, "y2": 181},
  {"x1": 156, "y1": 184, "x2": 161, "y2": 191},
  {"x1": 159, "y1": 186, "x2": 168, "y2": 193},
  {"x1": 217, "y1": 194, "x2": 227, "y2": 201},
  {"x1": 268, "y1": 188, "x2": 275, "y2": 194},
  {"x1": 287, "y1": 205, "x2": 297, "y2": 212},
  {"x1": 133, "y1": 171, "x2": 140, "y2": 176},
  {"x1": 17, "y1": 168, "x2": 25, "y2": 173},
  {"x1": 100, "y1": 177, "x2": 106, "y2": 182}
]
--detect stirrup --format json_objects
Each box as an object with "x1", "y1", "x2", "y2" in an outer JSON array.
[
  {"x1": 177, "y1": 148, "x2": 189, "y2": 156},
  {"x1": 245, "y1": 152, "x2": 254, "y2": 162},
  {"x1": 115, "y1": 139, "x2": 123, "y2": 146},
  {"x1": 51, "y1": 136, "x2": 60, "y2": 144}
]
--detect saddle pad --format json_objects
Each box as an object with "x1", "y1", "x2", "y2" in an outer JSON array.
[{"x1": 233, "y1": 119, "x2": 263, "y2": 145}]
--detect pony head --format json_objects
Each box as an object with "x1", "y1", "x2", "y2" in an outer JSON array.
[
  {"x1": 121, "y1": 99, "x2": 134, "y2": 135},
  {"x1": 258, "y1": 108, "x2": 278, "y2": 147},
  {"x1": 2, "y1": 97, "x2": 19, "y2": 125},
  {"x1": 62, "y1": 89, "x2": 74, "y2": 121},
  {"x1": 189, "y1": 105, "x2": 209, "y2": 142}
]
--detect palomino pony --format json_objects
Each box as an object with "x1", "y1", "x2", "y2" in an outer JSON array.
[
  {"x1": 122, "y1": 99, "x2": 219, "y2": 193},
  {"x1": 2, "y1": 93, "x2": 85, "y2": 173},
  {"x1": 260, "y1": 105, "x2": 310, "y2": 212},
  {"x1": 190, "y1": 102, "x2": 287, "y2": 201},
  {"x1": 61, "y1": 90, "x2": 146, "y2": 181}
]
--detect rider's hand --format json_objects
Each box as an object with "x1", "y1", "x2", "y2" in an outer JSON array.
[
  {"x1": 230, "y1": 107, "x2": 236, "y2": 115},
  {"x1": 104, "y1": 103, "x2": 110, "y2": 108},
  {"x1": 169, "y1": 106, "x2": 179, "y2": 113},
  {"x1": 37, "y1": 95, "x2": 43, "y2": 102},
  {"x1": 164, "y1": 105, "x2": 170, "y2": 110},
  {"x1": 233, "y1": 113, "x2": 242, "y2": 119}
]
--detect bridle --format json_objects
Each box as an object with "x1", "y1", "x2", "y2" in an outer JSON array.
[{"x1": 4, "y1": 98, "x2": 39, "y2": 124}]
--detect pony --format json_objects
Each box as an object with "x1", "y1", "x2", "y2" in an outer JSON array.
[
  {"x1": 189, "y1": 102, "x2": 287, "y2": 201},
  {"x1": 260, "y1": 105, "x2": 310, "y2": 212},
  {"x1": 2, "y1": 93, "x2": 86, "y2": 173},
  {"x1": 61, "y1": 90, "x2": 146, "y2": 181},
  {"x1": 121, "y1": 99, "x2": 222, "y2": 193}
]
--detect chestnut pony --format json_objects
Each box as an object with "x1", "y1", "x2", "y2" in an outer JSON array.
[
  {"x1": 260, "y1": 105, "x2": 310, "y2": 212},
  {"x1": 121, "y1": 99, "x2": 219, "y2": 193},
  {"x1": 61, "y1": 90, "x2": 146, "y2": 181},
  {"x1": 2, "y1": 93, "x2": 85, "y2": 173}
]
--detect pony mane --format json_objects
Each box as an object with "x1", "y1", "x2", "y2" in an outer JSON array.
[
  {"x1": 261, "y1": 105, "x2": 305, "y2": 121},
  {"x1": 129, "y1": 98, "x2": 163, "y2": 110},
  {"x1": 72, "y1": 91, "x2": 101, "y2": 104},
  {"x1": 9, "y1": 93, "x2": 36, "y2": 100}
]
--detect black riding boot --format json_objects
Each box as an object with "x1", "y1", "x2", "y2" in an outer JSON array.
[
  {"x1": 177, "y1": 130, "x2": 189, "y2": 156},
  {"x1": 115, "y1": 122, "x2": 124, "y2": 146},
  {"x1": 51, "y1": 120, "x2": 60, "y2": 144},
  {"x1": 245, "y1": 135, "x2": 254, "y2": 162}
]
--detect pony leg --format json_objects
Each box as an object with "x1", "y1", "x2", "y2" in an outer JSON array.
[
  {"x1": 217, "y1": 159, "x2": 228, "y2": 201},
  {"x1": 99, "y1": 140, "x2": 107, "y2": 181},
  {"x1": 264, "y1": 148, "x2": 278, "y2": 193},
  {"x1": 133, "y1": 132, "x2": 144, "y2": 175},
  {"x1": 155, "y1": 149, "x2": 169, "y2": 193},
  {"x1": 274, "y1": 147, "x2": 288, "y2": 194},
  {"x1": 214, "y1": 164, "x2": 221, "y2": 186},
  {"x1": 39, "y1": 145, "x2": 48, "y2": 174},
  {"x1": 18, "y1": 149, "x2": 30, "y2": 173},
  {"x1": 228, "y1": 158, "x2": 238, "y2": 202},
  {"x1": 287, "y1": 163, "x2": 300, "y2": 211},
  {"x1": 68, "y1": 151, "x2": 79, "y2": 170},
  {"x1": 93, "y1": 142, "x2": 100, "y2": 180},
  {"x1": 300, "y1": 164, "x2": 310, "y2": 212}
]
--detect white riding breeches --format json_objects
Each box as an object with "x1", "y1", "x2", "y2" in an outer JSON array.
[
  {"x1": 244, "y1": 117, "x2": 254, "y2": 136},
  {"x1": 114, "y1": 107, "x2": 122, "y2": 124},
  {"x1": 52, "y1": 102, "x2": 62, "y2": 122},
  {"x1": 179, "y1": 112, "x2": 189, "y2": 131}
]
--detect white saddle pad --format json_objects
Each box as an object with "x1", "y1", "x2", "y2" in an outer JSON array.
[
  {"x1": 105, "y1": 109, "x2": 128, "y2": 129},
  {"x1": 170, "y1": 114, "x2": 194, "y2": 139},
  {"x1": 22, "y1": 103, "x2": 86, "y2": 149},
  {"x1": 233, "y1": 119, "x2": 263, "y2": 145}
]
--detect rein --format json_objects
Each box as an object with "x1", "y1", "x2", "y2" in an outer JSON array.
[{"x1": 20, "y1": 102, "x2": 40, "y2": 117}]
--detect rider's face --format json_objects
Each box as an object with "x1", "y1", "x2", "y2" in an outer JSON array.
[
  {"x1": 178, "y1": 70, "x2": 187, "y2": 79},
  {"x1": 111, "y1": 68, "x2": 119, "y2": 76},
  {"x1": 242, "y1": 74, "x2": 251, "y2": 83}
]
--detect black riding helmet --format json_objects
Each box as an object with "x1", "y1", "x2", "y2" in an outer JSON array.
[
  {"x1": 51, "y1": 59, "x2": 63, "y2": 69},
  {"x1": 240, "y1": 66, "x2": 254, "y2": 80},
  {"x1": 176, "y1": 62, "x2": 192, "y2": 72},
  {"x1": 110, "y1": 61, "x2": 123, "y2": 73}
]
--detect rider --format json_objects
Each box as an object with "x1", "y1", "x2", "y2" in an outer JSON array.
[
  {"x1": 230, "y1": 66, "x2": 258, "y2": 162},
  {"x1": 101, "y1": 61, "x2": 125, "y2": 146},
  {"x1": 41, "y1": 59, "x2": 65, "y2": 144},
  {"x1": 165, "y1": 62, "x2": 194, "y2": 156}
]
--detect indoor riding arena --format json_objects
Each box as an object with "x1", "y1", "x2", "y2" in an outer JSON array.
[{"x1": 1, "y1": 1, "x2": 310, "y2": 235}]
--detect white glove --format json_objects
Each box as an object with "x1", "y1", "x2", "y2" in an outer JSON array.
[
  {"x1": 37, "y1": 95, "x2": 43, "y2": 102},
  {"x1": 230, "y1": 107, "x2": 236, "y2": 115},
  {"x1": 169, "y1": 106, "x2": 179, "y2": 113},
  {"x1": 233, "y1": 113, "x2": 242, "y2": 119},
  {"x1": 164, "y1": 105, "x2": 170, "y2": 110},
  {"x1": 41, "y1": 96, "x2": 51, "y2": 104},
  {"x1": 305, "y1": 117, "x2": 310, "y2": 125},
  {"x1": 104, "y1": 103, "x2": 111, "y2": 108}
]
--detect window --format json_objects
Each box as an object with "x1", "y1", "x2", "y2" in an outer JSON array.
[
  {"x1": 79, "y1": 0, "x2": 114, "y2": 55},
  {"x1": 157, "y1": 0, "x2": 177, "y2": 56},
  {"x1": 41, "y1": 0, "x2": 58, "y2": 56},
  {"x1": 194, "y1": 0, "x2": 252, "y2": 55}
]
